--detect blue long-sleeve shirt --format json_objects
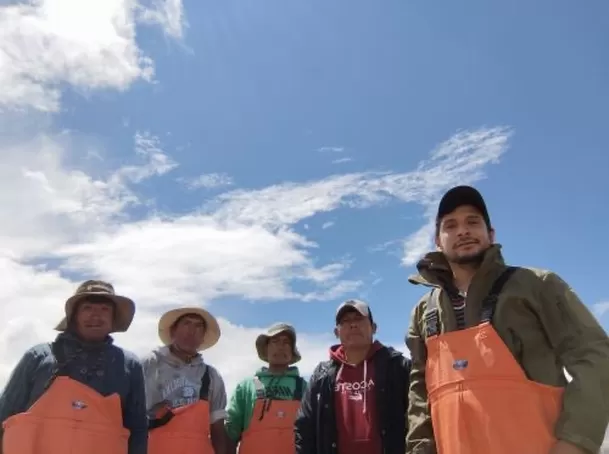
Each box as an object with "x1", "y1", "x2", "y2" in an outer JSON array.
[{"x1": 0, "y1": 332, "x2": 147, "y2": 454}]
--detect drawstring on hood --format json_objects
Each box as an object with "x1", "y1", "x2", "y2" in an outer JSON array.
[{"x1": 330, "y1": 340, "x2": 383, "y2": 415}]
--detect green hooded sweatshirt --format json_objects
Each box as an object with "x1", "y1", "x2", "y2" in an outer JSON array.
[{"x1": 225, "y1": 366, "x2": 307, "y2": 443}]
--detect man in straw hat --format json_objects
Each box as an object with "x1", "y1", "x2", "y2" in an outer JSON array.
[
  {"x1": 142, "y1": 306, "x2": 228, "y2": 454},
  {"x1": 295, "y1": 299, "x2": 411, "y2": 454},
  {"x1": 225, "y1": 322, "x2": 307, "y2": 454},
  {"x1": 0, "y1": 280, "x2": 148, "y2": 454}
]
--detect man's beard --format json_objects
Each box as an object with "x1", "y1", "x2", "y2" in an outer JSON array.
[{"x1": 447, "y1": 247, "x2": 488, "y2": 266}]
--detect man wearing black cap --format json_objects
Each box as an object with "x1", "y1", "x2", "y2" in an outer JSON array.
[
  {"x1": 406, "y1": 185, "x2": 609, "y2": 454},
  {"x1": 295, "y1": 299, "x2": 411, "y2": 454}
]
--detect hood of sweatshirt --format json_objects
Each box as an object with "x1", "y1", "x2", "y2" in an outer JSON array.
[{"x1": 329, "y1": 340, "x2": 384, "y2": 414}]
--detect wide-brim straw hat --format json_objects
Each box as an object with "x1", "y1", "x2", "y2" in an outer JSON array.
[
  {"x1": 158, "y1": 307, "x2": 221, "y2": 351},
  {"x1": 255, "y1": 322, "x2": 301, "y2": 364},
  {"x1": 55, "y1": 280, "x2": 135, "y2": 333}
]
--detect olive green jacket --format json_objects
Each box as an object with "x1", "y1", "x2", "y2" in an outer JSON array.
[{"x1": 406, "y1": 245, "x2": 609, "y2": 454}]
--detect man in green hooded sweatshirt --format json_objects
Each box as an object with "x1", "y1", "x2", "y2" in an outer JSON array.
[{"x1": 226, "y1": 323, "x2": 307, "y2": 454}]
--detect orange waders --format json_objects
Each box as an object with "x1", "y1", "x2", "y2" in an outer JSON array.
[
  {"x1": 238, "y1": 376, "x2": 304, "y2": 454},
  {"x1": 2, "y1": 344, "x2": 129, "y2": 454},
  {"x1": 425, "y1": 267, "x2": 564, "y2": 454},
  {"x1": 148, "y1": 369, "x2": 213, "y2": 454}
]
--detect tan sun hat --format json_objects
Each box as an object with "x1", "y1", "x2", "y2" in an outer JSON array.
[
  {"x1": 255, "y1": 322, "x2": 301, "y2": 364},
  {"x1": 55, "y1": 280, "x2": 136, "y2": 333},
  {"x1": 158, "y1": 307, "x2": 221, "y2": 351}
]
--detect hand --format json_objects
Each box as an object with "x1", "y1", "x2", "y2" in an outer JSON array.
[{"x1": 549, "y1": 440, "x2": 585, "y2": 454}]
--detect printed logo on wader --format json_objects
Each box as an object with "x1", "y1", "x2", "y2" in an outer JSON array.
[
  {"x1": 453, "y1": 359, "x2": 468, "y2": 370},
  {"x1": 277, "y1": 410, "x2": 286, "y2": 418},
  {"x1": 72, "y1": 400, "x2": 87, "y2": 410}
]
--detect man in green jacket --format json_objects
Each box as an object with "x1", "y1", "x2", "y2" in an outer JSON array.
[
  {"x1": 406, "y1": 185, "x2": 609, "y2": 454},
  {"x1": 225, "y1": 323, "x2": 307, "y2": 454}
]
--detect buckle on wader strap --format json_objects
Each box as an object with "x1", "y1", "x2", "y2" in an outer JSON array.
[
  {"x1": 254, "y1": 375, "x2": 305, "y2": 421},
  {"x1": 44, "y1": 341, "x2": 69, "y2": 391},
  {"x1": 479, "y1": 266, "x2": 519, "y2": 322},
  {"x1": 148, "y1": 368, "x2": 211, "y2": 429},
  {"x1": 424, "y1": 266, "x2": 519, "y2": 337}
]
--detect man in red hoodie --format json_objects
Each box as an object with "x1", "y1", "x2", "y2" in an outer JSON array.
[{"x1": 295, "y1": 299, "x2": 411, "y2": 454}]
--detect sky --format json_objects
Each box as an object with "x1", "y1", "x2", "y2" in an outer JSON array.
[{"x1": 1, "y1": 0, "x2": 608, "y2": 439}]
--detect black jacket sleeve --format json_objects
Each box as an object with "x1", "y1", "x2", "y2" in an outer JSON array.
[{"x1": 294, "y1": 363, "x2": 323, "y2": 454}]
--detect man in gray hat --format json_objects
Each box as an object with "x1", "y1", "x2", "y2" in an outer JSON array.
[
  {"x1": 0, "y1": 280, "x2": 147, "y2": 454},
  {"x1": 226, "y1": 322, "x2": 307, "y2": 454}
]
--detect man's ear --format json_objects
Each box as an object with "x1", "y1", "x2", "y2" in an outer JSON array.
[
  {"x1": 371, "y1": 323, "x2": 377, "y2": 335},
  {"x1": 333, "y1": 327, "x2": 339, "y2": 338},
  {"x1": 434, "y1": 234, "x2": 442, "y2": 252},
  {"x1": 489, "y1": 227, "x2": 496, "y2": 243}
]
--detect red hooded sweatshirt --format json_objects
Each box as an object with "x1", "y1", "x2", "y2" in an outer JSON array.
[{"x1": 330, "y1": 340, "x2": 384, "y2": 454}]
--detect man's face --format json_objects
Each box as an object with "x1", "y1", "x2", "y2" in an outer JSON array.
[
  {"x1": 335, "y1": 309, "x2": 375, "y2": 348},
  {"x1": 436, "y1": 205, "x2": 494, "y2": 265},
  {"x1": 266, "y1": 333, "x2": 293, "y2": 367},
  {"x1": 74, "y1": 298, "x2": 114, "y2": 342},
  {"x1": 171, "y1": 315, "x2": 206, "y2": 354}
]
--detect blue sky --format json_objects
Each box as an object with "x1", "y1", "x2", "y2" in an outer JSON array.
[{"x1": 1, "y1": 0, "x2": 608, "y2": 392}]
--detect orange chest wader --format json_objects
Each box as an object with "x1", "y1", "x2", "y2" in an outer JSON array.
[
  {"x1": 2, "y1": 342, "x2": 129, "y2": 454},
  {"x1": 425, "y1": 266, "x2": 564, "y2": 454},
  {"x1": 148, "y1": 368, "x2": 213, "y2": 454},
  {"x1": 238, "y1": 376, "x2": 304, "y2": 454}
]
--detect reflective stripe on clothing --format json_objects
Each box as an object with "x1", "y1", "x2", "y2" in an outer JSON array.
[
  {"x1": 425, "y1": 267, "x2": 564, "y2": 454},
  {"x1": 2, "y1": 376, "x2": 128, "y2": 454},
  {"x1": 238, "y1": 376, "x2": 304, "y2": 454}
]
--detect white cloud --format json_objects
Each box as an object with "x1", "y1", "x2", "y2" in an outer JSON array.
[
  {"x1": 0, "y1": 125, "x2": 510, "y2": 394},
  {"x1": 321, "y1": 221, "x2": 335, "y2": 229},
  {"x1": 332, "y1": 157, "x2": 353, "y2": 164},
  {"x1": 402, "y1": 222, "x2": 435, "y2": 266},
  {"x1": 137, "y1": 0, "x2": 185, "y2": 39},
  {"x1": 0, "y1": 1, "x2": 514, "y2": 399},
  {"x1": 181, "y1": 172, "x2": 234, "y2": 190},
  {"x1": 0, "y1": 0, "x2": 184, "y2": 112},
  {"x1": 212, "y1": 127, "x2": 510, "y2": 235},
  {"x1": 594, "y1": 301, "x2": 609, "y2": 318},
  {"x1": 0, "y1": 130, "x2": 175, "y2": 259},
  {"x1": 317, "y1": 146, "x2": 344, "y2": 153}
]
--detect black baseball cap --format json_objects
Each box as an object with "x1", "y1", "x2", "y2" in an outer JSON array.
[
  {"x1": 335, "y1": 299, "x2": 374, "y2": 325},
  {"x1": 436, "y1": 185, "x2": 491, "y2": 230}
]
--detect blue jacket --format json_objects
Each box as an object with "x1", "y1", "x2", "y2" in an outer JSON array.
[{"x1": 0, "y1": 332, "x2": 147, "y2": 454}]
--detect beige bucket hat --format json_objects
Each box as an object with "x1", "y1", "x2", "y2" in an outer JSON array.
[
  {"x1": 255, "y1": 322, "x2": 301, "y2": 364},
  {"x1": 55, "y1": 280, "x2": 136, "y2": 333},
  {"x1": 158, "y1": 307, "x2": 221, "y2": 351}
]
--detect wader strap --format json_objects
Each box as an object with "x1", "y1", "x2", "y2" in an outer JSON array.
[
  {"x1": 148, "y1": 408, "x2": 175, "y2": 429},
  {"x1": 199, "y1": 368, "x2": 211, "y2": 400},
  {"x1": 425, "y1": 288, "x2": 441, "y2": 338},
  {"x1": 480, "y1": 266, "x2": 519, "y2": 322},
  {"x1": 252, "y1": 376, "x2": 266, "y2": 399},
  {"x1": 293, "y1": 377, "x2": 304, "y2": 400},
  {"x1": 424, "y1": 266, "x2": 520, "y2": 337},
  {"x1": 44, "y1": 341, "x2": 68, "y2": 391}
]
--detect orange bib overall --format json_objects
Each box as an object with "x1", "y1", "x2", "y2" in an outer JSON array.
[
  {"x1": 425, "y1": 267, "x2": 564, "y2": 454},
  {"x1": 238, "y1": 376, "x2": 304, "y2": 454},
  {"x1": 148, "y1": 368, "x2": 213, "y2": 454},
  {"x1": 2, "y1": 344, "x2": 129, "y2": 454}
]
